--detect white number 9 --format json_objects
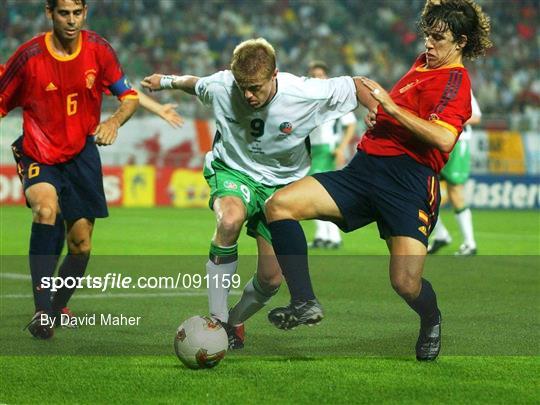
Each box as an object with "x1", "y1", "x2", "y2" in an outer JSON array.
[{"x1": 240, "y1": 184, "x2": 251, "y2": 203}]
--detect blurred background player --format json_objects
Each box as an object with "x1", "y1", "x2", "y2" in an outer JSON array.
[
  {"x1": 0, "y1": 0, "x2": 139, "y2": 339},
  {"x1": 265, "y1": 0, "x2": 492, "y2": 361},
  {"x1": 428, "y1": 91, "x2": 481, "y2": 256},
  {"x1": 307, "y1": 60, "x2": 357, "y2": 249},
  {"x1": 142, "y1": 37, "x2": 360, "y2": 349}
]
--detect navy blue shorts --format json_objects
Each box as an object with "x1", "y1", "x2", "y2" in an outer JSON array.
[
  {"x1": 12, "y1": 136, "x2": 108, "y2": 221},
  {"x1": 312, "y1": 151, "x2": 440, "y2": 246}
]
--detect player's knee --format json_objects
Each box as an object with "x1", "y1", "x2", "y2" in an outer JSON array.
[
  {"x1": 390, "y1": 276, "x2": 420, "y2": 301},
  {"x1": 32, "y1": 203, "x2": 58, "y2": 224},
  {"x1": 258, "y1": 272, "x2": 282, "y2": 291},
  {"x1": 216, "y1": 211, "x2": 244, "y2": 239},
  {"x1": 265, "y1": 191, "x2": 291, "y2": 221},
  {"x1": 67, "y1": 237, "x2": 92, "y2": 255}
]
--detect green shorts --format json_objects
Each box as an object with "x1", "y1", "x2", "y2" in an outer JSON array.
[
  {"x1": 309, "y1": 144, "x2": 335, "y2": 175},
  {"x1": 203, "y1": 159, "x2": 280, "y2": 243},
  {"x1": 440, "y1": 138, "x2": 471, "y2": 185}
]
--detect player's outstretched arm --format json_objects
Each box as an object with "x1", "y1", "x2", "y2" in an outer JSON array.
[
  {"x1": 136, "y1": 90, "x2": 184, "y2": 128},
  {"x1": 93, "y1": 97, "x2": 139, "y2": 146},
  {"x1": 353, "y1": 76, "x2": 379, "y2": 111},
  {"x1": 141, "y1": 74, "x2": 199, "y2": 96},
  {"x1": 360, "y1": 77, "x2": 456, "y2": 152}
]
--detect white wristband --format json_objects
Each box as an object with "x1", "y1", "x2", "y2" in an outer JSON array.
[{"x1": 160, "y1": 75, "x2": 175, "y2": 89}]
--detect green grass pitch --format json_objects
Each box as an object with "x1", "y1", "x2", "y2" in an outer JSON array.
[{"x1": 1, "y1": 206, "x2": 539, "y2": 403}]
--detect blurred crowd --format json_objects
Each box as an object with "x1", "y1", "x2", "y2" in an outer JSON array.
[{"x1": 1, "y1": 0, "x2": 538, "y2": 127}]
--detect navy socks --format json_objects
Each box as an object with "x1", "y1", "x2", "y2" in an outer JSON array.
[
  {"x1": 52, "y1": 253, "x2": 90, "y2": 311},
  {"x1": 268, "y1": 219, "x2": 315, "y2": 301},
  {"x1": 407, "y1": 278, "x2": 440, "y2": 326},
  {"x1": 54, "y1": 213, "x2": 65, "y2": 257},
  {"x1": 29, "y1": 223, "x2": 58, "y2": 313}
]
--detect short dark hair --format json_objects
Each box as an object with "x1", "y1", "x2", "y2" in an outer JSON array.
[
  {"x1": 308, "y1": 60, "x2": 329, "y2": 74},
  {"x1": 419, "y1": 0, "x2": 492, "y2": 59},
  {"x1": 46, "y1": 0, "x2": 86, "y2": 11}
]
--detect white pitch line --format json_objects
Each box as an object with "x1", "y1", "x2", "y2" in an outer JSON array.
[
  {"x1": 2, "y1": 290, "x2": 240, "y2": 299},
  {"x1": 1, "y1": 273, "x2": 30, "y2": 280}
]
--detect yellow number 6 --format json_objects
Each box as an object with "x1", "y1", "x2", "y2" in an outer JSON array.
[
  {"x1": 28, "y1": 163, "x2": 40, "y2": 179},
  {"x1": 67, "y1": 93, "x2": 78, "y2": 116}
]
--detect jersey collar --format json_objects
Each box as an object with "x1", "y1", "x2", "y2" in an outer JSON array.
[
  {"x1": 45, "y1": 31, "x2": 83, "y2": 62},
  {"x1": 416, "y1": 63, "x2": 464, "y2": 72},
  {"x1": 257, "y1": 78, "x2": 279, "y2": 110}
]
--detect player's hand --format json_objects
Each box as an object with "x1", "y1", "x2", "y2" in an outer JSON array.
[
  {"x1": 93, "y1": 118, "x2": 120, "y2": 146},
  {"x1": 360, "y1": 77, "x2": 398, "y2": 116},
  {"x1": 141, "y1": 74, "x2": 165, "y2": 92},
  {"x1": 159, "y1": 103, "x2": 184, "y2": 128},
  {"x1": 364, "y1": 107, "x2": 377, "y2": 130},
  {"x1": 334, "y1": 147, "x2": 347, "y2": 167}
]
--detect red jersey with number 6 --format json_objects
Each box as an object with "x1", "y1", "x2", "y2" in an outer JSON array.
[
  {"x1": 359, "y1": 54, "x2": 471, "y2": 173},
  {"x1": 0, "y1": 30, "x2": 137, "y2": 164}
]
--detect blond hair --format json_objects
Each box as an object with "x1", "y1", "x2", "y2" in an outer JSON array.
[{"x1": 231, "y1": 38, "x2": 276, "y2": 83}]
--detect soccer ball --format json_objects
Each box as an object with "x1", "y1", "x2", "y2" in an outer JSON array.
[{"x1": 174, "y1": 316, "x2": 228, "y2": 369}]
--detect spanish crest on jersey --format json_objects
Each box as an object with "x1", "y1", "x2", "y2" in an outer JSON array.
[{"x1": 85, "y1": 69, "x2": 96, "y2": 89}]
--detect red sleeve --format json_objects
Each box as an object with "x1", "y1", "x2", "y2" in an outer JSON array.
[
  {"x1": 92, "y1": 33, "x2": 137, "y2": 100},
  {"x1": 419, "y1": 69, "x2": 472, "y2": 136},
  {"x1": 0, "y1": 45, "x2": 33, "y2": 116}
]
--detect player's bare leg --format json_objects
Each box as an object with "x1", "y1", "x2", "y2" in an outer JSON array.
[
  {"x1": 266, "y1": 176, "x2": 343, "y2": 223},
  {"x1": 24, "y1": 183, "x2": 62, "y2": 338},
  {"x1": 253, "y1": 237, "x2": 282, "y2": 294},
  {"x1": 50, "y1": 218, "x2": 94, "y2": 327},
  {"x1": 228, "y1": 236, "x2": 282, "y2": 348},
  {"x1": 27, "y1": 183, "x2": 59, "y2": 225},
  {"x1": 388, "y1": 236, "x2": 441, "y2": 361},
  {"x1": 65, "y1": 218, "x2": 94, "y2": 255},
  {"x1": 207, "y1": 196, "x2": 246, "y2": 323},
  {"x1": 266, "y1": 176, "x2": 343, "y2": 329},
  {"x1": 212, "y1": 196, "x2": 246, "y2": 247}
]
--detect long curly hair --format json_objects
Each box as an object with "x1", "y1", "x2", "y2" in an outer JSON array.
[{"x1": 419, "y1": 0, "x2": 493, "y2": 59}]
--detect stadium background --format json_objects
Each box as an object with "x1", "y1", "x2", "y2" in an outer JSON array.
[
  {"x1": 0, "y1": 0, "x2": 538, "y2": 209},
  {"x1": 0, "y1": 1, "x2": 539, "y2": 403}
]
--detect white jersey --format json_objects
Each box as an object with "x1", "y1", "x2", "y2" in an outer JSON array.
[
  {"x1": 196, "y1": 71, "x2": 358, "y2": 186},
  {"x1": 310, "y1": 111, "x2": 357, "y2": 149},
  {"x1": 460, "y1": 91, "x2": 481, "y2": 141}
]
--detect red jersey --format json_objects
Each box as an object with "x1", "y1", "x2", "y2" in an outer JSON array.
[
  {"x1": 359, "y1": 54, "x2": 471, "y2": 173},
  {"x1": 0, "y1": 30, "x2": 137, "y2": 164}
]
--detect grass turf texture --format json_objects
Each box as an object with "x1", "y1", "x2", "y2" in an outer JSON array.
[{"x1": 1, "y1": 206, "x2": 539, "y2": 403}]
